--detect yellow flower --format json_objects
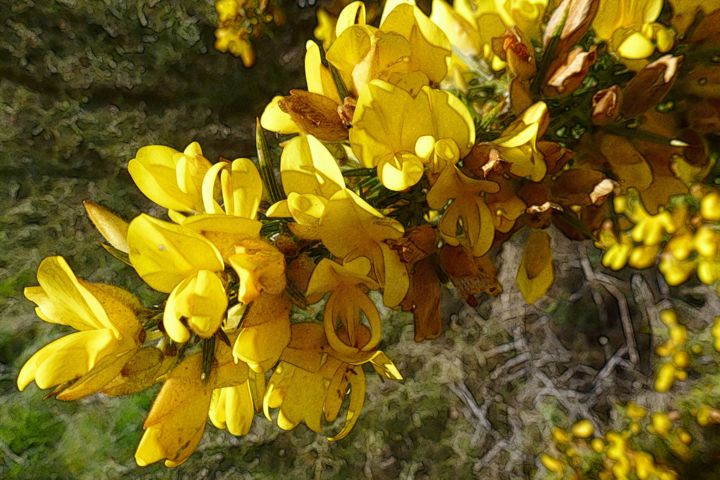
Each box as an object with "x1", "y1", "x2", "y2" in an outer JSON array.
[
  {"x1": 493, "y1": 102, "x2": 549, "y2": 181},
  {"x1": 426, "y1": 164, "x2": 499, "y2": 256},
  {"x1": 201, "y1": 157, "x2": 263, "y2": 219},
  {"x1": 129, "y1": 142, "x2": 211, "y2": 213},
  {"x1": 264, "y1": 321, "x2": 401, "y2": 440},
  {"x1": 593, "y1": 0, "x2": 674, "y2": 62},
  {"x1": 350, "y1": 80, "x2": 475, "y2": 190},
  {"x1": 136, "y1": 341, "x2": 251, "y2": 467},
  {"x1": 227, "y1": 237, "x2": 286, "y2": 305},
  {"x1": 319, "y1": 188, "x2": 409, "y2": 307},
  {"x1": 306, "y1": 258, "x2": 381, "y2": 357},
  {"x1": 326, "y1": 2, "x2": 450, "y2": 96},
  {"x1": 163, "y1": 270, "x2": 228, "y2": 343},
  {"x1": 232, "y1": 292, "x2": 291, "y2": 372},
  {"x1": 266, "y1": 134, "x2": 346, "y2": 223},
  {"x1": 127, "y1": 214, "x2": 225, "y2": 293},
  {"x1": 18, "y1": 256, "x2": 143, "y2": 400},
  {"x1": 261, "y1": 41, "x2": 342, "y2": 136}
]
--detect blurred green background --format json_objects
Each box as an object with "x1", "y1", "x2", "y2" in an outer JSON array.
[{"x1": 4, "y1": 1, "x2": 720, "y2": 479}]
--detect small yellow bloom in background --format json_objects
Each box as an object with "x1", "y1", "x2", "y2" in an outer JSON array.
[
  {"x1": 540, "y1": 453, "x2": 565, "y2": 473},
  {"x1": 129, "y1": 142, "x2": 211, "y2": 213},
  {"x1": 18, "y1": 256, "x2": 143, "y2": 400},
  {"x1": 516, "y1": 229, "x2": 554, "y2": 304},
  {"x1": 571, "y1": 419, "x2": 595, "y2": 438},
  {"x1": 163, "y1": 270, "x2": 228, "y2": 343}
]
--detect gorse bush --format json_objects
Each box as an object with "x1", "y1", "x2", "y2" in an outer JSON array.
[{"x1": 14, "y1": 0, "x2": 720, "y2": 471}]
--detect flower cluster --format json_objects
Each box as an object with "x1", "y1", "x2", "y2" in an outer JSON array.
[
  {"x1": 17, "y1": 0, "x2": 720, "y2": 468},
  {"x1": 541, "y1": 308, "x2": 720, "y2": 479},
  {"x1": 214, "y1": 0, "x2": 285, "y2": 66}
]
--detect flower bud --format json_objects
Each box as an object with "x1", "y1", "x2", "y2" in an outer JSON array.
[
  {"x1": 543, "y1": 0, "x2": 599, "y2": 55},
  {"x1": 591, "y1": 85, "x2": 622, "y2": 125},
  {"x1": 544, "y1": 46, "x2": 597, "y2": 97},
  {"x1": 622, "y1": 55, "x2": 683, "y2": 118},
  {"x1": 493, "y1": 27, "x2": 536, "y2": 81}
]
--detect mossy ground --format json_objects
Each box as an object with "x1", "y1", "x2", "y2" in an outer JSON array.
[{"x1": 3, "y1": 1, "x2": 720, "y2": 479}]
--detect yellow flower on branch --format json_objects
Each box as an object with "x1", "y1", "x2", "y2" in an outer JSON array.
[
  {"x1": 129, "y1": 142, "x2": 211, "y2": 213},
  {"x1": 306, "y1": 258, "x2": 381, "y2": 357},
  {"x1": 320, "y1": 188, "x2": 408, "y2": 307},
  {"x1": 264, "y1": 321, "x2": 401, "y2": 440},
  {"x1": 427, "y1": 164, "x2": 499, "y2": 256},
  {"x1": 18, "y1": 256, "x2": 144, "y2": 400},
  {"x1": 127, "y1": 214, "x2": 225, "y2": 293},
  {"x1": 326, "y1": 2, "x2": 451, "y2": 96},
  {"x1": 232, "y1": 292, "x2": 291, "y2": 372},
  {"x1": 593, "y1": 0, "x2": 674, "y2": 62},
  {"x1": 350, "y1": 79, "x2": 475, "y2": 190},
  {"x1": 163, "y1": 269, "x2": 228, "y2": 343},
  {"x1": 136, "y1": 340, "x2": 253, "y2": 467},
  {"x1": 492, "y1": 101, "x2": 549, "y2": 182}
]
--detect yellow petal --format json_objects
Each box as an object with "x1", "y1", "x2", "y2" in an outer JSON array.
[
  {"x1": 17, "y1": 329, "x2": 117, "y2": 391},
  {"x1": 209, "y1": 384, "x2": 255, "y2": 436},
  {"x1": 517, "y1": 230, "x2": 554, "y2": 303},
  {"x1": 336, "y1": 0, "x2": 366, "y2": 36},
  {"x1": 233, "y1": 293, "x2": 291, "y2": 372},
  {"x1": 305, "y1": 41, "x2": 341, "y2": 104},
  {"x1": 227, "y1": 238, "x2": 286, "y2": 305},
  {"x1": 83, "y1": 201, "x2": 129, "y2": 253},
  {"x1": 164, "y1": 270, "x2": 227, "y2": 342},
  {"x1": 129, "y1": 144, "x2": 210, "y2": 212},
  {"x1": 328, "y1": 366, "x2": 366, "y2": 440},
  {"x1": 136, "y1": 354, "x2": 212, "y2": 467},
  {"x1": 127, "y1": 214, "x2": 224, "y2": 293},
  {"x1": 280, "y1": 135, "x2": 346, "y2": 199},
  {"x1": 260, "y1": 96, "x2": 302, "y2": 134},
  {"x1": 25, "y1": 256, "x2": 119, "y2": 335}
]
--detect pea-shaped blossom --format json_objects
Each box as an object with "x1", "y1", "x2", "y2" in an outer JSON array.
[
  {"x1": 129, "y1": 142, "x2": 211, "y2": 213},
  {"x1": 493, "y1": 101, "x2": 549, "y2": 182},
  {"x1": 135, "y1": 341, "x2": 252, "y2": 467},
  {"x1": 326, "y1": 2, "x2": 451, "y2": 96},
  {"x1": 350, "y1": 79, "x2": 475, "y2": 190},
  {"x1": 18, "y1": 256, "x2": 144, "y2": 400},
  {"x1": 427, "y1": 165, "x2": 500, "y2": 256}
]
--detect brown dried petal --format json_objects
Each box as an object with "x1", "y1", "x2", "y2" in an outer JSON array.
[
  {"x1": 591, "y1": 85, "x2": 622, "y2": 125},
  {"x1": 550, "y1": 168, "x2": 607, "y2": 206},
  {"x1": 278, "y1": 89, "x2": 348, "y2": 141},
  {"x1": 544, "y1": 46, "x2": 596, "y2": 97}
]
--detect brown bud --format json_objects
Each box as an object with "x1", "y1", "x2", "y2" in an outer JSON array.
[
  {"x1": 622, "y1": 55, "x2": 683, "y2": 118},
  {"x1": 278, "y1": 89, "x2": 348, "y2": 141},
  {"x1": 493, "y1": 26, "x2": 536, "y2": 81},
  {"x1": 544, "y1": 46, "x2": 596, "y2": 97},
  {"x1": 543, "y1": 0, "x2": 599, "y2": 55},
  {"x1": 591, "y1": 85, "x2": 622, "y2": 125}
]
